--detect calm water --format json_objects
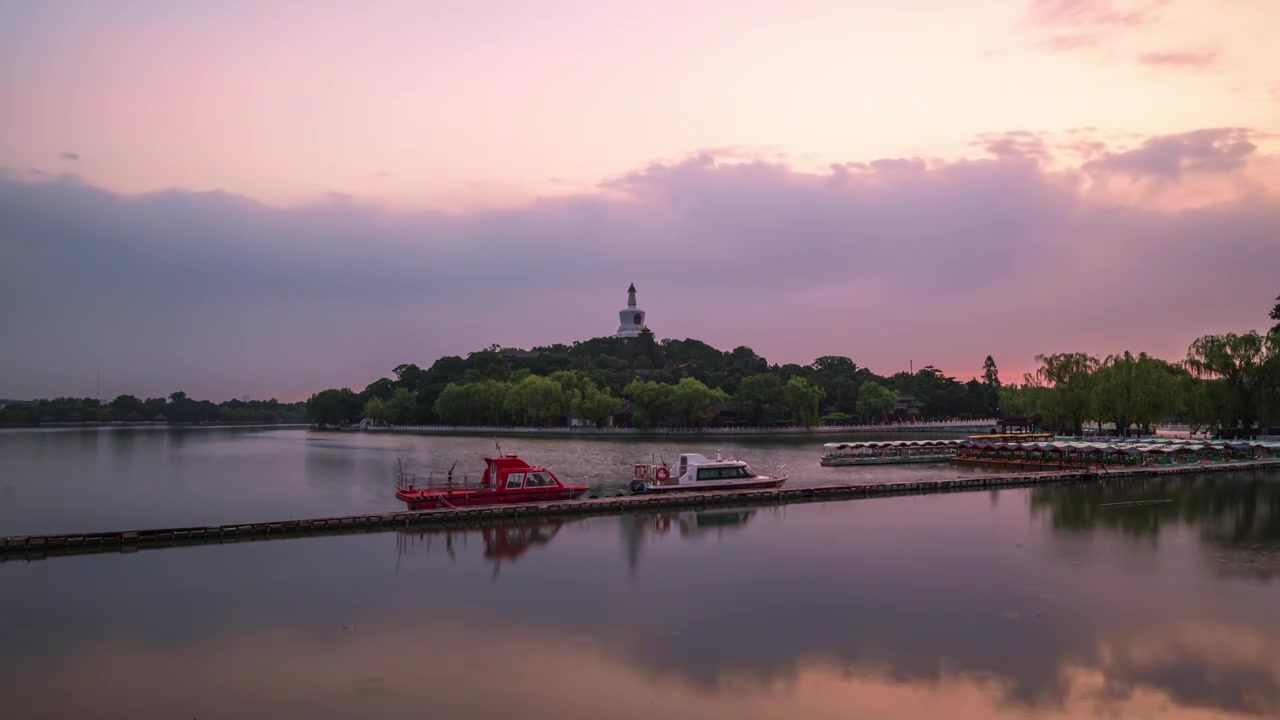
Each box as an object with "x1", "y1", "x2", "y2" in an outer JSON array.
[
  {"x1": 3, "y1": 427, "x2": 1280, "y2": 719},
  {"x1": 0, "y1": 426, "x2": 992, "y2": 535}
]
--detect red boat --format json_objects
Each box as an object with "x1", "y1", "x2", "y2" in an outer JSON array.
[{"x1": 395, "y1": 453, "x2": 589, "y2": 510}]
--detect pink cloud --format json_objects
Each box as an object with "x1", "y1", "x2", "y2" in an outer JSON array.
[
  {"x1": 1024, "y1": 0, "x2": 1171, "y2": 28},
  {"x1": 1137, "y1": 50, "x2": 1220, "y2": 68},
  {"x1": 1039, "y1": 33, "x2": 1104, "y2": 52}
]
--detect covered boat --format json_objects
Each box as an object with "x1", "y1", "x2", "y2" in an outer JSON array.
[
  {"x1": 630, "y1": 452, "x2": 786, "y2": 493},
  {"x1": 395, "y1": 453, "x2": 589, "y2": 510},
  {"x1": 820, "y1": 440, "x2": 960, "y2": 466}
]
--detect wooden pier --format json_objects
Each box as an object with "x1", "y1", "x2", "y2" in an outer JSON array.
[{"x1": 3, "y1": 459, "x2": 1279, "y2": 562}]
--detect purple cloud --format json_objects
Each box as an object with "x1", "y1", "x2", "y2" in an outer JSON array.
[
  {"x1": 1083, "y1": 128, "x2": 1257, "y2": 179},
  {"x1": 976, "y1": 132, "x2": 1053, "y2": 162},
  {"x1": 1, "y1": 129, "x2": 1276, "y2": 401}
]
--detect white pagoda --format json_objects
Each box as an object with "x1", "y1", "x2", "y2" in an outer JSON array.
[{"x1": 615, "y1": 283, "x2": 648, "y2": 339}]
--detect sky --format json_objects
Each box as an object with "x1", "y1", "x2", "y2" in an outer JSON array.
[{"x1": 1, "y1": 0, "x2": 1278, "y2": 402}]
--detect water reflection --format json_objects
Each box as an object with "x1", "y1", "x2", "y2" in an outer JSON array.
[
  {"x1": 4, "y1": 460, "x2": 1280, "y2": 718},
  {"x1": 4, "y1": 617, "x2": 1278, "y2": 720},
  {"x1": 620, "y1": 508, "x2": 763, "y2": 577},
  {"x1": 395, "y1": 521, "x2": 565, "y2": 576},
  {"x1": 1030, "y1": 470, "x2": 1280, "y2": 579}
]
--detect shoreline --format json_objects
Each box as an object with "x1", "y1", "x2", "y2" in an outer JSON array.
[
  {"x1": 0, "y1": 422, "x2": 311, "y2": 432},
  {"x1": 338, "y1": 421, "x2": 998, "y2": 439}
]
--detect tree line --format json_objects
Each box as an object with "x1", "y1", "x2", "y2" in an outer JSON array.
[
  {"x1": 999, "y1": 329, "x2": 1280, "y2": 436},
  {"x1": 0, "y1": 392, "x2": 307, "y2": 427},
  {"x1": 306, "y1": 329, "x2": 1003, "y2": 429}
]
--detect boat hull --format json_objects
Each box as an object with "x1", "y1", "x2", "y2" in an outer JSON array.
[
  {"x1": 642, "y1": 477, "x2": 786, "y2": 493},
  {"x1": 821, "y1": 455, "x2": 954, "y2": 467},
  {"x1": 396, "y1": 486, "x2": 590, "y2": 510}
]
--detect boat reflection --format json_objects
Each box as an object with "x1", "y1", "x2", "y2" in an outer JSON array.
[
  {"x1": 395, "y1": 521, "x2": 565, "y2": 575},
  {"x1": 620, "y1": 507, "x2": 776, "y2": 577}
]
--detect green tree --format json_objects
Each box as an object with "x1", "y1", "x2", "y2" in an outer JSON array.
[
  {"x1": 386, "y1": 387, "x2": 418, "y2": 425},
  {"x1": 306, "y1": 388, "x2": 356, "y2": 426},
  {"x1": 783, "y1": 376, "x2": 824, "y2": 427},
  {"x1": 108, "y1": 394, "x2": 144, "y2": 420},
  {"x1": 732, "y1": 374, "x2": 785, "y2": 425},
  {"x1": 574, "y1": 384, "x2": 625, "y2": 427},
  {"x1": 1185, "y1": 332, "x2": 1275, "y2": 429},
  {"x1": 1089, "y1": 352, "x2": 1180, "y2": 436},
  {"x1": 998, "y1": 384, "x2": 1031, "y2": 417},
  {"x1": 669, "y1": 377, "x2": 727, "y2": 427},
  {"x1": 1270, "y1": 293, "x2": 1280, "y2": 336},
  {"x1": 432, "y1": 383, "x2": 471, "y2": 425},
  {"x1": 982, "y1": 356, "x2": 1001, "y2": 388},
  {"x1": 623, "y1": 379, "x2": 674, "y2": 429},
  {"x1": 1030, "y1": 352, "x2": 1099, "y2": 434},
  {"x1": 549, "y1": 370, "x2": 590, "y2": 407},
  {"x1": 363, "y1": 377, "x2": 396, "y2": 401},
  {"x1": 505, "y1": 375, "x2": 568, "y2": 426},
  {"x1": 855, "y1": 381, "x2": 898, "y2": 422},
  {"x1": 362, "y1": 396, "x2": 391, "y2": 425}
]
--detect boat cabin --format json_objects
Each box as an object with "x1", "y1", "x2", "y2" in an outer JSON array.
[
  {"x1": 674, "y1": 453, "x2": 758, "y2": 483},
  {"x1": 481, "y1": 455, "x2": 564, "y2": 490},
  {"x1": 397, "y1": 454, "x2": 567, "y2": 493}
]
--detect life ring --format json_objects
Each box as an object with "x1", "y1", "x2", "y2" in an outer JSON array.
[
  {"x1": 634, "y1": 464, "x2": 648, "y2": 479},
  {"x1": 654, "y1": 467, "x2": 670, "y2": 482}
]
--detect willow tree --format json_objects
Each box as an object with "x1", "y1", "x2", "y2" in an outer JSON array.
[
  {"x1": 623, "y1": 379, "x2": 674, "y2": 429},
  {"x1": 855, "y1": 381, "x2": 898, "y2": 422},
  {"x1": 1185, "y1": 332, "x2": 1275, "y2": 430},
  {"x1": 505, "y1": 375, "x2": 570, "y2": 427},
  {"x1": 1089, "y1": 352, "x2": 1183, "y2": 436},
  {"x1": 1030, "y1": 352, "x2": 1099, "y2": 435},
  {"x1": 669, "y1": 377, "x2": 728, "y2": 427},
  {"x1": 783, "y1": 376, "x2": 825, "y2": 428}
]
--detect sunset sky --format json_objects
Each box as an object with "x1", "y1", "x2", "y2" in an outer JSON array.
[{"x1": 2, "y1": 0, "x2": 1278, "y2": 401}]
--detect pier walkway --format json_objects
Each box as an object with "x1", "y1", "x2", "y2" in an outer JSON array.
[{"x1": 4, "y1": 459, "x2": 1279, "y2": 561}]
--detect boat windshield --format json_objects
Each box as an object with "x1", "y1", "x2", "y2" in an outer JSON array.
[
  {"x1": 524, "y1": 471, "x2": 554, "y2": 487},
  {"x1": 695, "y1": 464, "x2": 756, "y2": 480}
]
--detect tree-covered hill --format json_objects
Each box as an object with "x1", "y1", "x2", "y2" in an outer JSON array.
[
  {"x1": 308, "y1": 299, "x2": 1280, "y2": 434},
  {"x1": 305, "y1": 332, "x2": 1004, "y2": 428}
]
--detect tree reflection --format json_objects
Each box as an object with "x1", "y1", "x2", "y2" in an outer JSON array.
[{"x1": 1030, "y1": 470, "x2": 1280, "y2": 578}]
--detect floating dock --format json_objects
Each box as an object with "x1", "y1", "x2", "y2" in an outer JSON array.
[{"x1": 3, "y1": 459, "x2": 1278, "y2": 562}]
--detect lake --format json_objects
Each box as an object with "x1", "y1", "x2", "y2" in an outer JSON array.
[{"x1": 2, "y1": 427, "x2": 1279, "y2": 719}]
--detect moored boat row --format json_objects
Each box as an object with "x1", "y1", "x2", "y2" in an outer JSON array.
[{"x1": 821, "y1": 440, "x2": 962, "y2": 466}]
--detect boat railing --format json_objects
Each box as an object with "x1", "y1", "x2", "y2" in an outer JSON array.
[{"x1": 395, "y1": 470, "x2": 483, "y2": 493}]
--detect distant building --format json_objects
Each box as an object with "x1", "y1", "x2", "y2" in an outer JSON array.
[
  {"x1": 615, "y1": 283, "x2": 649, "y2": 339},
  {"x1": 894, "y1": 395, "x2": 925, "y2": 422}
]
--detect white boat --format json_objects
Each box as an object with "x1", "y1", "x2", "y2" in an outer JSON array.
[{"x1": 630, "y1": 452, "x2": 787, "y2": 493}]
